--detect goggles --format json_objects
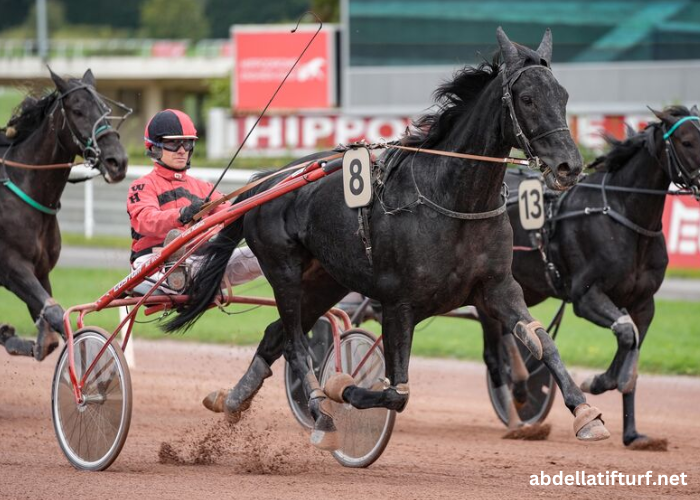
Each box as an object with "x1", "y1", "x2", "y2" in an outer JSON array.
[{"x1": 160, "y1": 139, "x2": 196, "y2": 152}]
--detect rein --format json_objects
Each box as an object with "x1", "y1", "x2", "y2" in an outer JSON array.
[{"x1": 191, "y1": 152, "x2": 344, "y2": 223}]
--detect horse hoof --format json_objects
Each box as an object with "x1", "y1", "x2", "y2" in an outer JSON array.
[
  {"x1": 310, "y1": 429, "x2": 339, "y2": 451},
  {"x1": 574, "y1": 404, "x2": 610, "y2": 441},
  {"x1": 0, "y1": 324, "x2": 16, "y2": 344},
  {"x1": 324, "y1": 373, "x2": 354, "y2": 403},
  {"x1": 580, "y1": 375, "x2": 595, "y2": 394},
  {"x1": 627, "y1": 436, "x2": 668, "y2": 452},
  {"x1": 502, "y1": 423, "x2": 551, "y2": 441},
  {"x1": 577, "y1": 419, "x2": 610, "y2": 441},
  {"x1": 202, "y1": 389, "x2": 227, "y2": 413},
  {"x1": 33, "y1": 330, "x2": 60, "y2": 361}
]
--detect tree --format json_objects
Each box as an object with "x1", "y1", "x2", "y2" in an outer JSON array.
[
  {"x1": 204, "y1": 0, "x2": 309, "y2": 38},
  {"x1": 140, "y1": 0, "x2": 210, "y2": 40},
  {"x1": 311, "y1": 0, "x2": 340, "y2": 23}
]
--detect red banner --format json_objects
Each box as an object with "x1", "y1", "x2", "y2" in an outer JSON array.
[
  {"x1": 663, "y1": 195, "x2": 700, "y2": 269},
  {"x1": 232, "y1": 26, "x2": 335, "y2": 112}
]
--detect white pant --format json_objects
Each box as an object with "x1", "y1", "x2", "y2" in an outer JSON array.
[{"x1": 133, "y1": 246, "x2": 263, "y2": 288}]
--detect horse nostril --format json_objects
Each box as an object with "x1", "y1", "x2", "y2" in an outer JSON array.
[{"x1": 557, "y1": 162, "x2": 572, "y2": 177}]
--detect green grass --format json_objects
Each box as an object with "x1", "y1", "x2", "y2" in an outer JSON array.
[
  {"x1": 1, "y1": 267, "x2": 698, "y2": 375},
  {"x1": 666, "y1": 267, "x2": 700, "y2": 279},
  {"x1": 62, "y1": 233, "x2": 132, "y2": 249}
]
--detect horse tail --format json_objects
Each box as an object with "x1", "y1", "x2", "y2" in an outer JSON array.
[
  {"x1": 162, "y1": 215, "x2": 247, "y2": 333},
  {"x1": 162, "y1": 151, "x2": 335, "y2": 333},
  {"x1": 162, "y1": 177, "x2": 267, "y2": 333}
]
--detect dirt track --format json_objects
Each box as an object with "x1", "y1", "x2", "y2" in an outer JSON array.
[{"x1": 1, "y1": 340, "x2": 698, "y2": 499}]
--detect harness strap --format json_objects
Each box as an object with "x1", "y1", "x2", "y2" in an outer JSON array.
[
  {"x1": 1, "y1": 179, "x2": 59, "y2": 215},
  {"x1": 552, "y1": 173, "x2": 662, "y2": 238}
]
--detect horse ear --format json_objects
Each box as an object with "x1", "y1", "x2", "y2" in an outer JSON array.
[
  {"x1": 496, "y1": 27, "x2": 522, "y2": 75},
  {"x1": 48, "y1": 66, "x2": 69, "y2": 94},
  {"x1": 536, "y1": 28, "x2": 553, "y2": 66},
  {"x1": 691, "y1": 105, "x2": 699, "y2": 117},
  {"x1": 648, "y1": 106, "x2": 673, "y2": 124},
  {"x1": 82, "y1": 69, "x2": 96, "y2": 87}
]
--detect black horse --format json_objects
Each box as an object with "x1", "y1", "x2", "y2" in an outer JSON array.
[
  {"x1": 482, "y1": 105, "x2": 700, "y2": 449},
  {"x1": 0, "y1": 69, "x2": 128, "y2": 360},
  {"x1": 167, "y1": 28, "x2": 610, "y2": 448}
]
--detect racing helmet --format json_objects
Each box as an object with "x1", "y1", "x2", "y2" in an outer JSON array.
[{"x1": 144, "y1": 109, "x2": 198, "y2": 162}]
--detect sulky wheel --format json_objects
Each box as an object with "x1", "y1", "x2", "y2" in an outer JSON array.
[
  {"x1": 52, "y1": 327, "x2": 132, "y2": 471},
  {"x1": 319, "y1": 328, "x2": 395, "y2": 468},
  {"x1": 486, "y1": 335, "x2": 556, "y2": 426},
  {"x1": 284, "y1": 317, "x2": 334, "y2": 429}
]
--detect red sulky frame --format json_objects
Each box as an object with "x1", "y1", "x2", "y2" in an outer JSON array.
[{"x1": 61, "y1": 158, "x2": 361, "y2": 405}]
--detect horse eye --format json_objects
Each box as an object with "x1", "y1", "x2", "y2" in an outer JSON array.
[
  {"x1": 682, "y1": 140, "x2": 692, "y2": 148},
  {"x1": 72, "y1": 109, "x2": 84, "y2": 118},
  {"x1": 521, "y1": 95, "x2": 533, "y2": 105}
]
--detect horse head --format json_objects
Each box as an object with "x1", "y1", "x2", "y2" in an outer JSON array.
[
  {"x1": 497, "y1": 27, "x2": 582, "y2": 191},
  {"x1": 49, "y1": 69, "x2": 129, "y2": 184},
  {"x1": 649, "y1": 106, "x2": 700, "y2": 198}
]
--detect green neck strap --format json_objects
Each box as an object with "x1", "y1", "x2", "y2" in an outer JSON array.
[
  {"x1": 2, "y1": 179, "x2": 59, "y2": 215},
  {"x1": 663, "y1": 116, "x2": 700, "y2": 140}
]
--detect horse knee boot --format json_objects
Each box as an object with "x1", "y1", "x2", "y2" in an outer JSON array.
[{"x1": 513, "y1": 320, "x2": 544, "y2": 360}]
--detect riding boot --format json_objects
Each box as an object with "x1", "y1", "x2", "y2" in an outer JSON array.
[{"x1": 163, "y1": 229, "x2": 188, "y2": 291}]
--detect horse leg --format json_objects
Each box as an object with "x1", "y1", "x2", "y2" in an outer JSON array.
[
  {"x1": 481, "y1": 311, "x2": 524, "y2": 428},
  {"x1": 333, "y1": 302, "x2": 413, "y2": 412},
  {"x1": 0, "y1": 263, "x2": 63, "y2": 361},
  {"x1": 572, "y1": 285, "x2": 639, "y2": 394},
  {"x1": 0, "y1": 324, "x2": 35, "y2": 356},
  {"x1": 621, "y1": 300, "x2": 667, "y2": 451},
  {"x1": 480, "y1": 276, "x2": 609, "y2": 441}
]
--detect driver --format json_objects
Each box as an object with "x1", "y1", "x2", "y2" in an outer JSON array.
[{"x1": 127, "y1": 109, "x2": 262, "y2": 289}]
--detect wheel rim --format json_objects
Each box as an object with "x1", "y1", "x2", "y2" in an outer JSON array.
[
  {"x1": 487, "y1": 339, "x2": 555, "y2": 425},
  {"x1": 285, "y1": 318, "x2": 334, "y2": 429},
  {"x1": 320, "y1": 331, "x2": 394, "y2": 467},
  {"x1": 53, "y1": 331, "x2": 129, "y2": 469}
]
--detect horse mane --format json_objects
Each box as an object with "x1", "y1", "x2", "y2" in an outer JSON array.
[
  {"x1": 1, "y1": 90, "x2": 59, "y2": 144},
  {"x1": 589, "y1": 105, "x2": 693, "y2": 172}
]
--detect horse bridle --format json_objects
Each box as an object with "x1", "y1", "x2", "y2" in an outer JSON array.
[
  {"x1": 552, "y1": 116, "x2": 700, "y2": 238},
  {"x1": 52, "y1": 84, "x2": 132, "y2": 169},
  {"x1": 501, "y1": 65, "x2": 571, "y2": 174},
  {"x1": 660, "y1": 116, "x2": 700, "y2": 199}
]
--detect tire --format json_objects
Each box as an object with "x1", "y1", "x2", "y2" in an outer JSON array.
[
  {"x1": 486, "y1": 336, "x2": 555, "y2": 426},
  {"x1": 319, "y1": 328, "x2": 395, "y2": 468},
  {"x1": 284, "y1": 317, "x2": 334, "y2": 429},
  {"x1": 52, "y1": 327, "x2": 132, "y2": 471}
]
